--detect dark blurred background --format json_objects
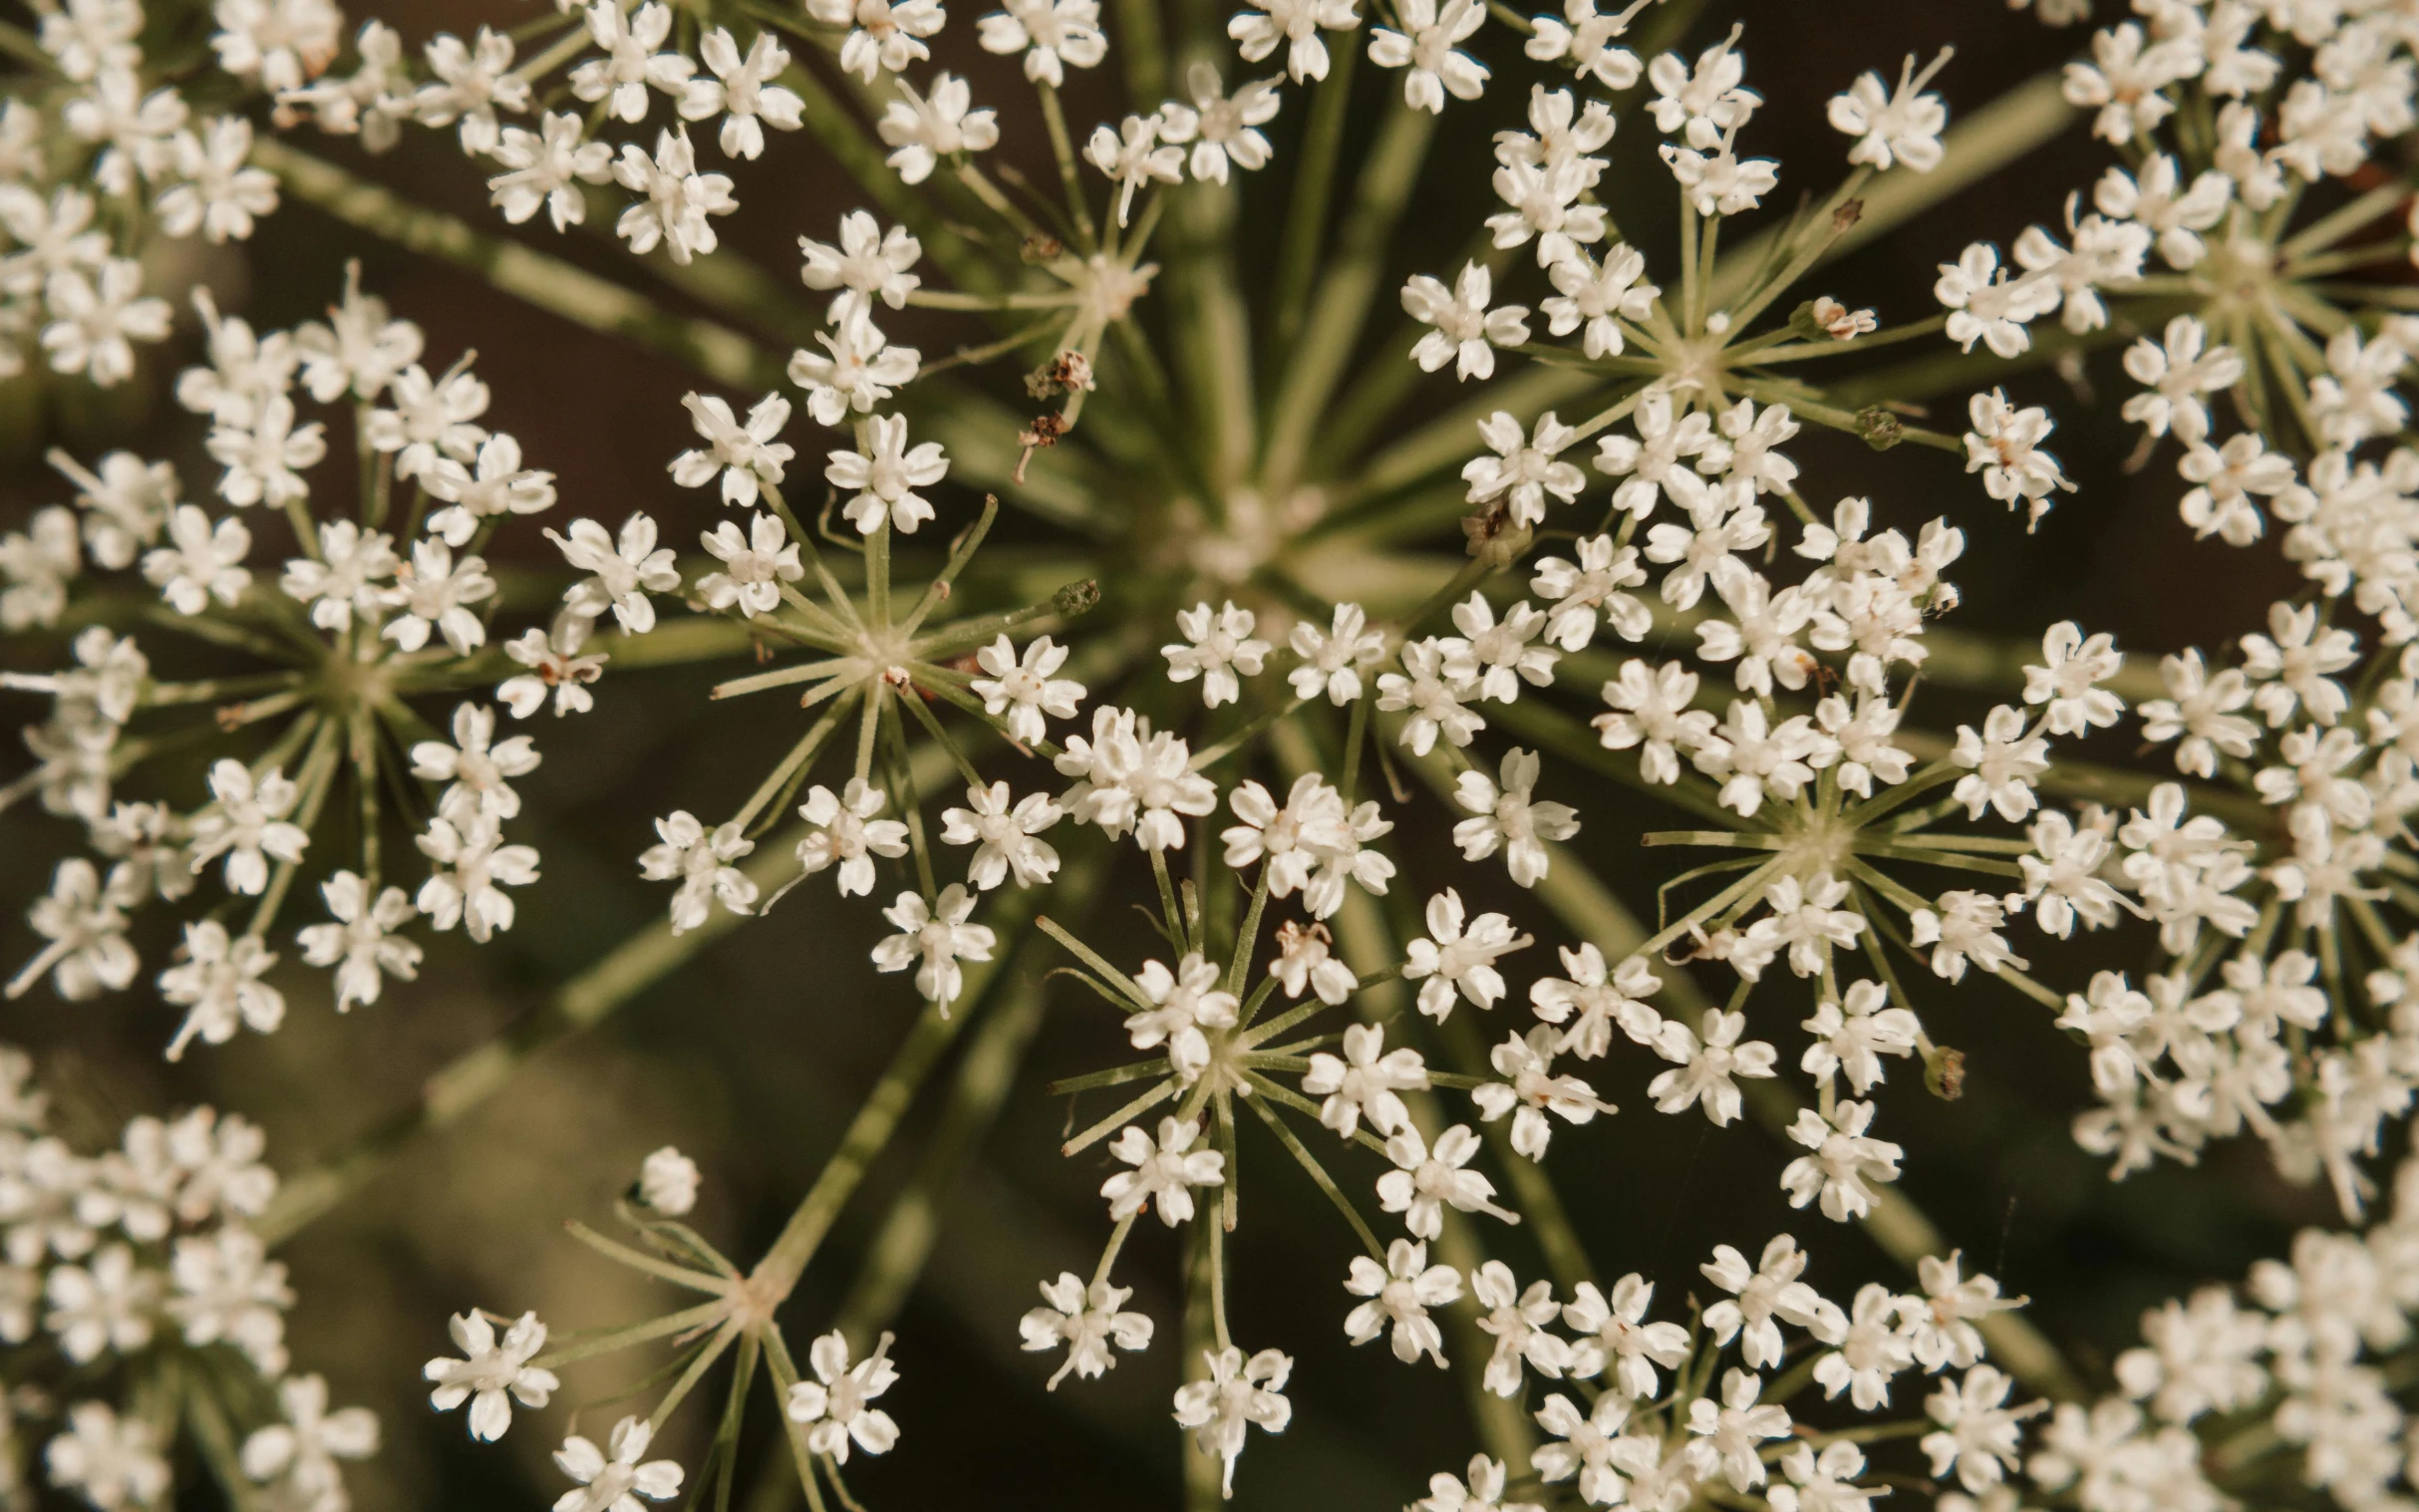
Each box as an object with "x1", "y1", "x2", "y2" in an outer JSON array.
[{"x1": 0, "y1": 0, "x2": 2364, "y2": 1507}]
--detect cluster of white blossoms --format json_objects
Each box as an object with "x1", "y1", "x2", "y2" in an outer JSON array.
[
  {"x1": 0, "y1": 1045, "x2": 376, "y2": 1512},
  {"x1": 0, "y1": 0, "x2": 307, "y2": 389},
  {"x1": 1907, "y1": 1, "x2": 2419, "y2": 1223},
  {"x1": 1, "y1": 271, "x2": 585, "y2": 1057},
  {"x1": 29, "y1": 0, "x2": 2419, "y2": 1502},
  {"x1": 1946, "y1": 1127, "x2": 2419, "y2": 1512}
]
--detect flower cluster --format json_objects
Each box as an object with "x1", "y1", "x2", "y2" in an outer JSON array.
[
  {"x1": 0, "y1": 1044, "x2": 375, "y2": 1512},
  {"x1": 3, "y1": 271, "x2": 582, "y2": 1056}
]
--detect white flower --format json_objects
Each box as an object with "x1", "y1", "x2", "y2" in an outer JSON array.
[
  {"x1": 568, "y1": 0, "x2": 693, "y2": 121},
  {"x1": 1377, "y1": 1123, "x2": 1515, "y2": 1238},
  {"x1": 1935, "y1": 243, "x2": 2056, "y2": 358},
  {"x1": 1021, "y1": 1273, "x2": 1153, "y2": 1387},
  {"x1": 1648, "y1": 1008, "x2": 1774, "y2": 1124},
  {"x1": 1685, "y1": 1368, "x2": 1793, "y2": 1491},
  {"x1": 295, "y1": 266, "x2": 423, "y2": 404},
  {"x1": 488, "y1": 113, "x2": 614, "y2": 232},
  {"x1": 876, "y1": 73, "x2": 1000, "y2": 183},
  {"x1": 210, "y1": 394, "x2": 327, "y2": 507},
  {"x1": 1542, "y1": 243, "x2": 1658, "y2": 359},
  {"x1": 1463, "y1": 412, "x2": 1584, "y2": 527},
  {"x1": 1164, "y1": 600, "x2": 1270, "y2": 707},
  {"x1": 364, "y1": 362, "x2": 488, "y2": 481},
  {"x1": 1416, "y1": 1453, "x2": 1544, "y2": 1512},
  {"x1": 612, "y1": 128, "x2": 737, "y2": 265},
  {"x1": 412, "y1": 703, "x2": 540, "y2": 820},
  {"x1": 807, "y1": 0, "x2": 945, "y2": 81},
  {"x1": 141, "y1": 504, "x2": 249, "y2": 614},
  {"x1": 1447, "y1": 592, "x2": 1558, "y2": 702},
  {"x1": 1690, "y1": 700, "x2": 1821, "y2": 817},
  {"x1": 1228, "y1": 0, "x2": 1359, "y2": 83},
  {"x1": 1922, "y1": 1366, "x2": 2039, "y2": 1495},
  {"x1": 699, "y1": 511, "x2": 804, "y2": 618},
  {"x1": 2095, "y1": 152, "x2": 2232, "y2": 268},
  {"x1": 679, "y1": 28, "x2": 804, "y2": 158},
  {"x1": 169, "y1": 1226, "x2": 293, "y2": 1371},
  {"x1": 2063, "y1": 21, "x2": 2198, "y2": 145},
  {"x1": 1287, "y1": 602, "x2": 1386, "y2": 704},
  {"x1": 1367, "y1": 0, "x2": 1488, "y2": 113},
  {"x1": 415, "y1": 25, "x2": 530, "y2": 154},
  {"x1": 1563, "y1": 1274, "x2": 1688, "y2": 1399},
  {"x1": 415, "y1": 802, "x2": 540, "y2": 944},
  {"x1": 799, "y1": 211, "x2": 924, "y2": 323},
  {"x1": 155, "y1": 117, "x2": 280, "y2": 244},
  {"x1": 2, "y1": 506, "x2": 82, "y2": 630},
  {"x1": 1648, "y1": 25, "x2": 1758, "y2": 146},
  {"x1": 638, "y1": 811, "x2": 759, "y2": 934},
  {"x1": 2176, "y1": 432, "x2": 2292, "y2": 545},
  {"x1": 1828, "y1": 48, "x2": 1951, "y2": 170},
  {"x1": 2308, "y1": 326, "x2": 2410, "y2": 447},
  {"x1": 871, "y1": 884, "x2": 995, "y2": 1007},
  {"x1": 978, "y1": 0, "x2": 1106, "y2": 84},
  {"x1": 1403, "y1": 262, "x2": 1529, "y2": 381},
  {"x1": 1470, "y1": 1261, "x2": 1571, "y2": 1398},
  {"x1": 2120, "y1": 316, "x2": 2242, "y2": 445},
  {"x1": 189, "y1": 759, "x2": 308, "y2": 896},
  {"x1": 2241, "y1": 600, "x2": 2358, "y2": 728},
  {"x1": 1595, "y1": 659, "x2": 1715, "y2": 785},
  {"x1": 44, "y1": 1244, "x2": 157, "y2": 1361},
  {"x1": 425, "y1": 432, "x2": 556, "y2": 546},
  {"x1": 638, "y1": 1147, "x2": 700, "y2": 1215},
  {"x1": 1808, "y1": 1286, "x2": 1915, "y2": 1411},
  {"x1": 1084, "y1": 113, "x2": 1186, "y2": 228},
  {"x1": 1303, "y1": 1022, "x2": 1426, "y2": 1136},
  {"x1": 1473, "y1": 1027, "x2": 1609, "y2": 1159},
  {"x1": 1952, "y1": 705, "x2": 2049, "y2": 821},
  {"x1": 1801, "y1": 982, "x2": 1920, "y2": 1093},
  {"x1": 1172, "y1": 1346, "x2": 1292, "y2": 1498},
  {"x1": 499, "y1": 613, "x2": 610, "y2": 719},
  {"x1": 240, "y1": 1373, "x2": 379, "y2": 1512},
  {"x1": 788, "y1": 311, "x2": 920, "y2": 427},
  {"x1": 296, "y1": 870, "x2": 421, "y2": 1011},
  {"x1": 1908, "y1": 1252, "x2": 2014, "y2": 1372},
  {"x1": 1535, "y1": 537, "x2": 1649, "y2": 651},
  {"x1": 794, "y1": 780, "x2": 910, "y2": 897},
  {"x1": 46, "y1": 1402, "x2": 169, "y2": 1510},
  {"x1": 941, "y1": 781, "x2": 1062, "y2": 890},
  {"x1": 1121, "y1": 952, "x2": 1238, "y2": 1083},
  {"x1": 1780, "y1": 1100, "x2": 1903, "y2": 1222},
  {"x1": 280, "y1": 523, "x2": 398, "y2": 637},
  {"x1": 42, "y1": 260, "x2": 171, "y2": 387},
  {"x1": 1344, "y1": 1238, "x2": 1462, "y2": 1365},
  {"x1": 1525, "y1": 0, "x2": 1644, "y2": 89},
  {"x1": 1271, "y1": 919, "x2": 1359, "y2": 1006},
  {"x1": 1175, "y1": 63, "x2": 1281, "y2": 182},
  {"x1": 1964, "y1": 388, "x2": 2073, "y2": 525},
  {"x1": 1661, "y1": 133, "x2": 1778, "y2": 217},
  {"x1": 2024, "y1": 621, "x2": 2125, "y2": 736},
  {"x1": 1529, "y1": 944, "x2": 1662, "y2": 1061},
  {"x1": 381, "y1": 538, "x2": 495, "y2": 656},
  {"x1": 671, "y1": 391, "x2": 793, "y2": 508},
  {"x1": 1909, "y1": 890, "x2": 2026, "y2": 982},
  {"x1": 1532, "y1": 1390, "x2": 1654, "y2": 1506},
  {"x1": 1224, "y1": 773, "x2": 1348, "y2": 900},
  {"x1": 2144, "y1": 650, "x2": 2258, "y2": 777},
  {"x1": 827, "y1": 413, "x2": 949, "y2": 535},
  {"x1": 552, "y1": 1415, "x2": 684, "y2": 1512},
  {"x1": 1403, "y1": 888, "x2": 1532, "y2": 1020},
  {"x1": 1101, "y1": 1115, "x2": 1223, "y2": 1225},
  {"x1": 971, "y1": 634, "x2": 1084, "y2": 744},
  {"x1": 8, "y1": 859, "x2": 138, "y2": 1002},
  {"x1": 42, "y1": 0, "x2": 141, "y2": 79},
  {"x1": 1453, "y1": 748, "x2": 1579, "y2": 886},
  {"x1": 1701, "y1": 1235, "x2": 1823, "y2": 1369},
  {"x1": 552, "y1": 513, "x2": 681, "y2": 634},
  {"x1": 425, "y1": 1310, "x2": 558, "y2": 1440},
  {"x1": 1376, "y1": 638, "x2": 1484, "y2": 756}
]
